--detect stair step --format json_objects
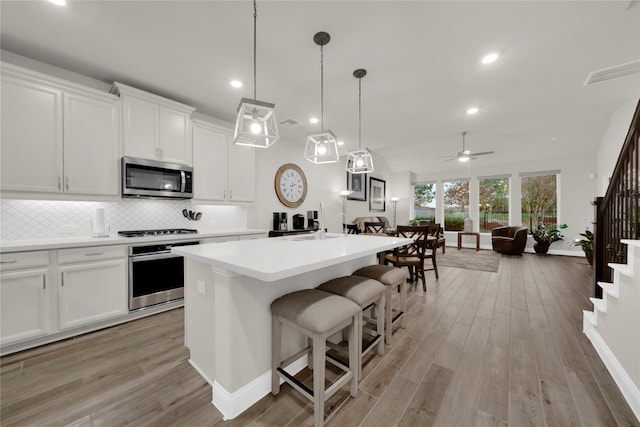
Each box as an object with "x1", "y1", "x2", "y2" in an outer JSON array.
[
  {"x1": 583, "y1": 310, "x2": 597, "y2": 327},
  {"x1": 609, "y1": 263, "x2": 633, "y2": 277},
  {"x1": 598, "y1": 281, "x2": 619, "y2": 298},
  {"x1": 589, "y1": 297, "x2": 607, "y2": 313}
]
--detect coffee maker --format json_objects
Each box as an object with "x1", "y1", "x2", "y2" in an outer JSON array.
[
  {"x1": 307, "y1": 210, "x2": 319, "y2": 230},
  {"x1": 272, "y1": 212, "x2": 288, "y2": 231}
]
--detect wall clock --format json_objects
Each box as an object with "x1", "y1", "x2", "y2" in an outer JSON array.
[{"x1": 274, "y1": 163, "x2": 307, "y2": 208}]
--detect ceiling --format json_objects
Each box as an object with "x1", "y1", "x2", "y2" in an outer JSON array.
[{"x1": 1, "y1": 1, "x2": 639, "y2": 175}]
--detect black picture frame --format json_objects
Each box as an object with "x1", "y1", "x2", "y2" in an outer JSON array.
[
  {"x1": 369, "y1": 177, "x2": 386, "y2": 212},
  {"x1": 347, "y1": 172, "x2": 367, "y2": 201}
]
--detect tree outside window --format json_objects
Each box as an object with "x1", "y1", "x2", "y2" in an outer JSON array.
[
  {"x1": 521, "y1": 174, "x2": 558, "y2": 229},
  {"x1": 479, "y1": 177, "x2": 510, "y2": 232},
  {"x1": 443, "y1": 180, "x2": 469, "y2": 231},
  {"x1": 413, "y1": 183, "x2": 436, "y2": 223}
]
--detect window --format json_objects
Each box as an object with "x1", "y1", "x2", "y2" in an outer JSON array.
[
  {"x1": 479, "y1": 177, "x2": 510, "y2": 232},
  {"x1": 443, "y1": 179, "x2": 469, "y2": 231},
  {"x1": 413, "y1": 182, "x2": 436, "y2": 223},
  {"x1": 521, "y1": 172, "x2": 558, "y2": 230}
]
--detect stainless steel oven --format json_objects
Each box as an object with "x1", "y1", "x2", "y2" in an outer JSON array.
[{"x1": 128, "y1": 240, "x2": 200, "y2": 311}]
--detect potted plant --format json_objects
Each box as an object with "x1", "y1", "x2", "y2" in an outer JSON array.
[
  {"x1": 530, "y1": 223, "x2": 567, "y2": 254},
  {"x1": 572, "y1": 229, "x2": 594, "y2": 266}
]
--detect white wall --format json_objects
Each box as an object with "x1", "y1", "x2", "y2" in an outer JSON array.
[
  {"x1": 413, "y1": 151, "x2": 598, "y2": 254},
  {"x1": 248, "y1": 141, "x2": 401, "y2": 233},
  {"x1": 596, "y1": 99, "x2": 638, "y2": 195}
]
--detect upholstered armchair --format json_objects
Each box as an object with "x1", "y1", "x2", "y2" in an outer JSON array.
[{"x1": 491, "y1": 226, "x2": 528, "y2": 255}]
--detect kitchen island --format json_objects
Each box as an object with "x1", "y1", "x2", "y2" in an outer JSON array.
[{"x1": 172, "y1": 232, "x2": 411, "y2": 419}]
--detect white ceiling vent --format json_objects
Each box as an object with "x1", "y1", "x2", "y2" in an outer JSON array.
[
  {"x1": 279, "y1": 118, "x2": 302, "y2": 128},
  {"x1": 584, "y1": 59, "x2": 640, "y2": 86}
]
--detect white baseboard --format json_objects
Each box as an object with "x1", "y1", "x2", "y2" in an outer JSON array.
[
  {"x1": 583, "y1": 315, "x2": 640, "y2": 423},
  {"x1": 210, "y1": 355, "x2": 308, "y2": 420}
]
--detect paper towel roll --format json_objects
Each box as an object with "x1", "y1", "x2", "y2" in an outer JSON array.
[{"x1": 93, "y1": 208, "x2": 105, "y2": 236}]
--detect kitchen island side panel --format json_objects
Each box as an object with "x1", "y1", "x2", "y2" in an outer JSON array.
[{"x1": 184, "y1": 255, "x2": 376, "y2": 409}]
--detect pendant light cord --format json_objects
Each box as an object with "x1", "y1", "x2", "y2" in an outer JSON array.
[
  {"x1": 358, "y1": 76, "x2": 362, "y2": 149},
  {"x1": 320, "y1": 44, "x2": 324, "y2": 130},
  {"x1": 253, "y1": 0, "x2": 257, "y2": 100}
]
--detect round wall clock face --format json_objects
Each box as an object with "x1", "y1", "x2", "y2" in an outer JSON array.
[{"x1": 274, "y1": 163, "x2": 307, "y2": 208}]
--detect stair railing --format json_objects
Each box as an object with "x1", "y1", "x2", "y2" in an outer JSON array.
[{"x1": 593, "y1": 99, "x2": 640, "y2": 298}]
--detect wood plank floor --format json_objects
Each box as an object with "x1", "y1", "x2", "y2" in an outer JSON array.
[{"x1": 2, "y1": 253, "x2": 639, "y2": 426}]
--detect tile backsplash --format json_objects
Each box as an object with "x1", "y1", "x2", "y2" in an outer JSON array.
[{"x1": 0, "y1": 199, "x2": 247, "y2": 241}]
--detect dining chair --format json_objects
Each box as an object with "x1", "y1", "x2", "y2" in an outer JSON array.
[
  {"x1": 343, "y1": 223, "x2": 359, "y2": 234},
  {"x1": 364, "y1": 222, "x2": 385, "y2": 234},
  {"x1": 384, "y1": 225, "x2": 429, "y2": 291},
  {"x1": 424, "y1": 223, "x2": 440, "y2": 279}
]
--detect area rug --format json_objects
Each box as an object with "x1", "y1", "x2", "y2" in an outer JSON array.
[{"x1": 436, "y1": 248, "x2": 501, "y2": 272}]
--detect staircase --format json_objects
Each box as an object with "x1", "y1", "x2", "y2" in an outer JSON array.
[{"x1": 583, "y1": 239, "x2": 640, "y2": 421}]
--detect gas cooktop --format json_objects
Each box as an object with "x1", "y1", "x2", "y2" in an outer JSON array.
[{"x1": 118, "y1": 228, "x2": 198, "y2": 238}]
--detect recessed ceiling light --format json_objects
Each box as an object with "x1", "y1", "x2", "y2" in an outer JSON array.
[
  {"x1": 230, "y1": 80, "x2": 242, "y2": 88},
  {"x1": 309, "y1": 117, "x2": 319, "y2": 124},
  {"x1": 49, "y1": 0, "x2": 66, "y2": 5},
  {"x1": 337, "y1": 140, "x2": 344, "y2": 146},
  {"x1": 466, "y1": 107, "x2": 479, "y2": 115},
  {"x1": 481, "y1": 53, "x2": 499, "y2": 64}
]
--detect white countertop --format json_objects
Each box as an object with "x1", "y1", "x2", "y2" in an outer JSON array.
[
  {"x1": 172, "y1": 232, "x2": 412, "y2": 282},
  {"x1": 0, "y1": 229, "x2": 267, "y2": 253}
]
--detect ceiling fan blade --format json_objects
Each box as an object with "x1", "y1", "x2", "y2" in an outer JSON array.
[
  {"x1": 438, "y1": 155, "x2": 457, "y2": 158},
  {"x1": 471, "y1": 151, "x2": 495, "y2": 156},
  {"x1": 444, "y1": 157, "x2": 459, "y2": 162}
]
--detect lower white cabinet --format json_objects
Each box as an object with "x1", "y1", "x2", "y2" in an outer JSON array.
[
  {"x1": 0, "y1": 267, "x2": 51, "y2": 345},
  {"x1": 57, "y1": 248, "x2": 127, "y2": 330}
]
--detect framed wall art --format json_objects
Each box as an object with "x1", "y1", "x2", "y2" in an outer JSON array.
[
  {"x1": 369, "y1": 177, "x2": 386, "y2": 212},
  {"x1": 347, "y1": 172, "x2": 367, "y2": 201}
]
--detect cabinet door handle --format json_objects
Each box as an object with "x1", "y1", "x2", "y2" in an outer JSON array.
[
  {"x1": 58, "y1": 176, "x2": 62, "y2": 190},
  {"x1": 0, "y1": 260, "x2": 17, "y2": 264},
  {"x1": 223, "y1": 190, "x2": 226, "y2": 199},
  {"x1": 160, "y1": 148, "x2": 164, "y2": 159},
  {"x1": 43, "y1": 275, "x2": 46, "y2": 290},
  {"x1": 229, "y1": 190, "x2": 232, "y2": 199},
  {"x1": 65, "y1": 176, "x2": 69, "y2": 191},
  {"x1": 84, "y1": 252, "x2": 104, "y2": 257},
  {"x1": 61, "y1": 273, "x2": 64, "y2": 287}
]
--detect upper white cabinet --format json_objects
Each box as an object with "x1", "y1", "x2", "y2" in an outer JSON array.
[
  {"x1": 0, "y1": 63, "x2": 119, "y2": 197},
  {"x1": 192, "y1": 119, "x2": 255, "y2": 202},
  {"x1": 112, "y1": 82, "x2": 195, "y2": 165}
]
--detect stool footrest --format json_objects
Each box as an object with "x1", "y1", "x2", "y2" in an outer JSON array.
[
  {"x1": 392, "y1": 309, "x2": 405, "y2": 324},
  {"x1": 277, "y1": 367, "x2": 313, "y2": 400},
  {"x1": 281, "y1": 347, "x2": 312, "y2": 368}
]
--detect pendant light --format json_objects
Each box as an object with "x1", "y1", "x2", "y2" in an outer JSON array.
[
  {"x1": 346, "y1": 68, "x2": 374, "y2": 174},
  {"x1": 304, "y1": 31, "x2": 339, "y2": 164},
  {"x1": 233, "y1": 0, "x2": 279, "y2": 148}
]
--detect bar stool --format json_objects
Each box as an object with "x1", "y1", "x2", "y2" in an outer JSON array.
[
  {"x1": 352, "y1": 265, "x2": 407, "y2": 345},
  {"x1": 316, "y1": 275, "x2": 385, "y2": 381},
  {"x1": 271, "y1": 289, "x2": 360, "y2": 427}
]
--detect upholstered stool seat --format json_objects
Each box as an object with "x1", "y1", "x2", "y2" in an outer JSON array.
[
  {"x1": 352, "y1": 264, "x2": 407, "y2": 345},
  {"x1": 317, "y1": 275, "x2": 385, "y2": 381},
  {"x1": 271, "y1": 289, "x2": 359, "y2": 427}
]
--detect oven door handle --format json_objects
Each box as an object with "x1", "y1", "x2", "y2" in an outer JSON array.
[{"x1": 130, "y1": 253, "x2": 180, "y2": 262}]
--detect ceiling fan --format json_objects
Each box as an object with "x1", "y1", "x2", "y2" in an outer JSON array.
[{"x1": 441, "y1": 131, "x2": 495, "y2": 162}]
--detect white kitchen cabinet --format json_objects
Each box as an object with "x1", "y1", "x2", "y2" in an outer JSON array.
[
  {"x1": 57, "y1": 246, "x2": 127, "y2": 330},
  {"x1": 192, "y1": 119, "x2": 255, "y2": 203},
  {"x1": 0, "y1": 251, "x2": 52, "y2": 345},
  {"x1": 63, "y1": 92, "x2": 119, "y2": 195},
  {"x1": 113, "y1": 82, "x2": 195, "y2": 165},
  {"x1": 1, "y1": 63, "x2": 119, "y2": 197},
  {"x1": 1, "y1": 71, "x2": 63, "y2": 193}
]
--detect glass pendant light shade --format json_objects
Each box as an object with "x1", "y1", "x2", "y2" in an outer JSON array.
[
  {"x1": 234, "y1": 98, "x2": 279, "y2": 148},
  {"x1": 304, "y1": 130, "x2": 339, "y2": 164},
  {"x1": 346, "y1": 148, "x2": 374, "y2": 174},
  {"x1": 346, "y1": 68, "x2": 374, "y2": 174},
  {"x1": 232, "y1": 1, "x2": 279, "y2": 148},
  {"x1": 304, "y1": 31, "x2": 338, "y2": 164}
]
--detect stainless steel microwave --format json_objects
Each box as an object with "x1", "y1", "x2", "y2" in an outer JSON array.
[{"x1": 122, "y1": 157, "x2": 193, "y2": 199}]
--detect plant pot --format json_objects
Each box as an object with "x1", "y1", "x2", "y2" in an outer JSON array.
[
  {"x1": 585, "y1": 249, "x2": 593, "y2": 266},
  {"x1": 533, "y1": 242, "x2": 550, "y2": 255}
]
